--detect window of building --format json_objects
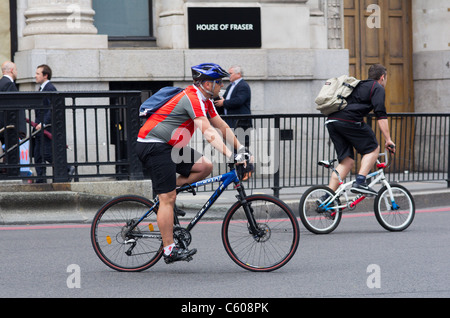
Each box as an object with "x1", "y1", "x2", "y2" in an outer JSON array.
[{"x1": 92, "y1": 0, "x2": 154, "y2": 45}]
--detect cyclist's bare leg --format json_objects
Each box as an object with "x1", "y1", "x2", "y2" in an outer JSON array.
[
  {"x1": 358, "y1": 147, "x2": 379, "y2": 176},
  {"x1": 157, "y1": 190, "x2": 177, "y2": 246},
  {"x1": 176, "y1": 156, "x2": 213, "y2": 186},
  {"x1": 328, "y1": 157, "x2": 354, "y2": 191}
]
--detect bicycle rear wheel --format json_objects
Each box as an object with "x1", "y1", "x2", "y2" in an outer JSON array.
[
  {"x1": 374, "y1": 184, "x2": 415, "y2": 231},
  {"x1": 222, "y1": 194, "x2": 300, "y2": 272},
  {"x1": 91, "y1": 195, "x2": 163, "y2": 272},
  {"x1": 299, "y1": 185, "x2": 342, "y2": 234}
]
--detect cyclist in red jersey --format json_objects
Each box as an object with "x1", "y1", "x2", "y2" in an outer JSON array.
[{"x1": 135, "y1": 63, "x2": 250, "y2": 264}]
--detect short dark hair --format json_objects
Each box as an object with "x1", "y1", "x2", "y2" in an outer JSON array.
[
  {"x1": 368, "y1": 64, "x2": 387, "y2": 81},
  {"x1": 37, "y1": 64, "x2": 52, "y2": 80}
]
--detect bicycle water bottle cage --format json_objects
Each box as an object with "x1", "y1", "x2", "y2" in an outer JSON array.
[{"x1": 376, "y1": 163, "x2": 387, "y2": 169}]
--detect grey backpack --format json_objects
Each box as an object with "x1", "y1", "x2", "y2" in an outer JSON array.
[{"x1": 315, "y1": 75, "x2": 361, "y2": 116}]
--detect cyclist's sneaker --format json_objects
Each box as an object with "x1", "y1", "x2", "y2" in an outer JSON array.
[
  {"x1": 164, "y1": 246, "x2": 197, "y2": 264},
  {"x1": 316, "y1": 193, "x2": 330, "y2": 206},
  {"x1": 351, "y1": 181, "x2": 377, "y2": 196}
]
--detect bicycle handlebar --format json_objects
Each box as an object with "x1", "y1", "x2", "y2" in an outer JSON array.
[
  {"x1": 377, "y1": 145, "x2": 395, "y2": 167},
  {"x1": 229, "y1": 156, "x2": 254, "y2": 181}
]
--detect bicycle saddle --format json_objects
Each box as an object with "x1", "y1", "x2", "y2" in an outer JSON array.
[{"x1": 318, "y1": 159, "x2": 337, "y2": 168}]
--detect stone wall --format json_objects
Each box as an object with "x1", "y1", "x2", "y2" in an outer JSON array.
[{"x1": 412, "y1": 0, "x2": 450, "y2": 113}]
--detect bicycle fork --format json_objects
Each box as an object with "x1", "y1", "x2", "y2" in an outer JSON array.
[{"x1": 234, "y1": 184, "x2": 265, "y2": 240}]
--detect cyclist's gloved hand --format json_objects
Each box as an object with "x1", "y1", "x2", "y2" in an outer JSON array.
[
  {"x1": 234, "y1": 152, "x2": 251, "y2": 164},
  {"x1": 234, "y1": 145, "x2": 251, "y2": 165}
]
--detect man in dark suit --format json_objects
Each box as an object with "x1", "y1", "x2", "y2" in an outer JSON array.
[
  {"x1": 34, "y1": 64, "x2": 57, "y2": 183},
  {"x1": 1, "y1": 61, "x2": 25, "y2": 174},
  {"x1": 214, "y1": 65, "x2": 252, "y2": 147},
  {"x1": 0, "y1": 61, "x2": 18, "y2": 92},
  {"x1": 1, "y1": 62, "x2": 18, "y2": 156}
]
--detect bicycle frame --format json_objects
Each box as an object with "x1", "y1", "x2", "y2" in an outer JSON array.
[
  {"x1": 129, "y1": 165, "x2": 252, "y2": 236},
  {"x1": 320, "y1": 151, "x2": 392, "y2": 212},
  {"x1": 176, "y1": 168, "x2": 241, "y2": 231}
]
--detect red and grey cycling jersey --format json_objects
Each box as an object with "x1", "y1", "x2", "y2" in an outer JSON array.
[{"x1": 137, "y1": 85, "x2": 218, "y2": 147}]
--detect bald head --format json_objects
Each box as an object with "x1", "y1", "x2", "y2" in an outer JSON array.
[{"x1": 1, "y1": 61, "x2": 17, "y2": 80}]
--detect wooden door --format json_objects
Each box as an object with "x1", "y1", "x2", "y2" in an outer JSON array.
[
  {"x1": 344, "y1": 0, "x2": 414, "y2": 171},
  {"x1": 344, "y1": 0, "x2": 414, "y2": 113}
]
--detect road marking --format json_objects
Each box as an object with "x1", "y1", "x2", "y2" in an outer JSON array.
[{"x1": 0, "y1": 207, "x2": 449, "y2": 231}]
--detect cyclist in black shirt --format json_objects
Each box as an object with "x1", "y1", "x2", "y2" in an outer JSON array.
[{"x1": 325, "y1": 64, "x2": 395, "y2": 196}]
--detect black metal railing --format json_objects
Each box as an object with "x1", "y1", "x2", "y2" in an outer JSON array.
[
  {"x1": 0, "y1": 91, "x2": 143, "y2": 183},
  {"x1": 213, "y1": 113, "x2": 450, "y2": 195},
  {"x1": 1, "y1": 91, "x2": 449, "y2": 194}
]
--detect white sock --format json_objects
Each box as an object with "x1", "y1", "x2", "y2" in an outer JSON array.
[{"x1": 164, "y1": 243, "x2": 176, "y2": 256}]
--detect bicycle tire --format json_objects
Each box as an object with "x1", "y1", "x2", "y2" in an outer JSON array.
[
  {"x1": 299, "y1": 185, "x2": 342, "y2": 234},
  {"x1": 221, "y1": 194, "x2": 300, "y2": 272},
  {"x1": 374, "y1": 183, "x2": 415, "y2": 231},
  {"x1": 91, "y1": 195, "x2": 163, "y2": 272}
]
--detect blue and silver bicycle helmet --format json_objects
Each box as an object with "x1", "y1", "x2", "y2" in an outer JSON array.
[{"x1": 191, "y1": 63, "x2": 229, "y2": 81}]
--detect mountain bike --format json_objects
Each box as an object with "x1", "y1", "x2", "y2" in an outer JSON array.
[
  {"x1": 91, "y1": 161, "x2": 300, "y2": 272},
  {"x1": 299, "y1": 149, "x2": 415, "y2": 234}
]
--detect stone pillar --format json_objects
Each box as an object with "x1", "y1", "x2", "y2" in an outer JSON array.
[
  {"x1": 19, "y1": 0, "x2": 107, "y2": 50},
  {"x1": 15, "y1": 0, "x2": 107, "y2": 90},
  {"x1": 156, "y1": 0, "x2": 185, "y2": 48}
]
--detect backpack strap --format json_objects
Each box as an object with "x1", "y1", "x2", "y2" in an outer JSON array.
[{"x1": 369, "y1": 81, "x2": 376, "y2": 99}]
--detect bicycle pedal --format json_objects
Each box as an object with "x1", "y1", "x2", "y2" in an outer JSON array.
[{"x1": 174, "y1": 205, "x2": 186, "y2": 217}]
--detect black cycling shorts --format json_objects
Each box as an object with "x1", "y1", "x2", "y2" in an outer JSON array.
[
  {"x1": 326, "y1": 119, "x2": 379, "y2": 162},
  {"x1": 135, "y1": 142, "x2": 202, "y2": 194}
]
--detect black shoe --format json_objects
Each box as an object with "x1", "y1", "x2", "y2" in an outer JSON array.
[
  {"x1": 163, "y1": 246, "x2": 197, "y2": 264},
  {"x1": 316, "y1": 193, "x2": 330, "y2": 206},
  {"x1": 351, "y1": 181, "x2": 377, "y2": 196}
]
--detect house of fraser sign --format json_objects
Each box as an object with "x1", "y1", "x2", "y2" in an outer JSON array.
[{"x1": 188, "y1": 7, "x2": 261, "y2": 48}]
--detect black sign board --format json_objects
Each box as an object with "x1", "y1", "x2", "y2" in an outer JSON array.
[{"x1": 188, "y1": 7, "x2": 261, "y2": 48}]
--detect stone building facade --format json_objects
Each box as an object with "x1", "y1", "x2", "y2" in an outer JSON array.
[
  {"x1": 0, "y1": 0, "x2": 448, "y2": 181},
  {"x1": 2, "y1": 0, "x2": 447, "y2": 114}
]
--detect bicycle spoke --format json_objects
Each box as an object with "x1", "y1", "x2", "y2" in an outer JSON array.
[
  {"x1": 299, "y1": 186, "x2": 341, "y2": 234},
  {"x1": 222, "y1": 195, "x2": 299, "y2": 272},
  {"x1": 91, "y1": 196, "x2": 163, "y2": 272},
  {"x1": 374, "y1": 184, "x2": 415, "y2": 231}
]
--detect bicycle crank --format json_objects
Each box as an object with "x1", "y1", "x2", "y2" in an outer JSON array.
[{"x1": 173, "y1": 226, "x2": 192, "y2": 248}]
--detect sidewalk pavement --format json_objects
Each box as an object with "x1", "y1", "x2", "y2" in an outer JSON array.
[{"x1": 0, "y1": 179, "x2": 448, "y2": 225}]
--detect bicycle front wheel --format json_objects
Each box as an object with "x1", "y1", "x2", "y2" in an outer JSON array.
[
  {"x1": 91, "y1": 195, "x2": 163, "y2": 272},
  {"x1": 374, "y1": 184, "x2": 415, "y2": 231},
  {"x1": 222, "y1": 195, "x2": 300, "y2": 272},
  {"x1": 299, "y1": 185, "x2": 342, "y2": 234}
]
